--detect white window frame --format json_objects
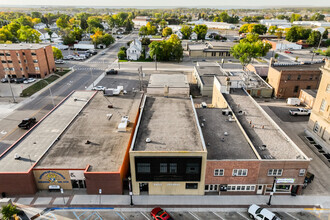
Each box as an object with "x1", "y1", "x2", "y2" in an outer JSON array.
[
  {"x1": 214, "y1": 169, "x2": 224, "y2": 176},
  {"x1": 227, "y1": 184, "x2": 256, "y2": 191},
  {"x1": 299, "y1": 169, "x2": 306, "y2": 176},
  {"x1": 35, "y1": 67, "x2": 40, "y2": 70},
  {"x1": 313, "y1": 122, "x2": 320, "y2": 133},
  {"x1": 232, "y1": 169, "x2": 248, "y2": 176},
  {"x1": 267, "y1": 169, "x2": 283, "y2": 176},
  {"x1": 326, "y1": 84, "x2": 330, "y2": 92},
  {"x1": 320, "y1": 99, "x2": 327, "y2": 112}
]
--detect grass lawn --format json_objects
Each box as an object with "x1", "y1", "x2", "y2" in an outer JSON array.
[
  {"x1": 56, "y1": 68, "x2": 71, "y2": 76},
  {"x1": 21, "y1": 75, "x2": 60, "y2": 97},
  {"x1": 256, "y1": 58, "x2": 267, "y2": 63}
]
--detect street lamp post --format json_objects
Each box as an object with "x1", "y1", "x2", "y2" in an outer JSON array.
[
  {"x1": 311, "y1": 28, "x2": 325, "y2": 62},
  {"x1": 60, "y1": 188, "x2": 65, "y2": 205},
  {"x1": 42, "y1": 79, "x2": 55, "y2": 107},
  {"x1": 154, "y1": 54, "x2": 157, "y2": 71},
  {"x1": 128, "y1": 176, "x2": 133, "y2": 206},
  {"x1": 267, "y1": 177, "x2": 277, "y2": 206},
  {"x1": 99, "y1": 189, "x2": 102, "y2": 205}
]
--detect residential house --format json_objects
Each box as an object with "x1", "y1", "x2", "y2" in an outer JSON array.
[
  {"x1": 264, "y1": 39, "x2": 302, "y2": 51},
  {"x1": 127, "y1": 39, "x2": 142, "y2": 60},
  {"x1": 34, "y1": 23, "x2": 47, "y2": 30},
  {"x1": 38, "y1": 29, "x2": 59, "y2": 42},
  {"x1": 188, "y1": 41, "x2": 236, "y2": 58},
  {"x1": 191, "y1": 32, "x2": 198, "y2": 40}
]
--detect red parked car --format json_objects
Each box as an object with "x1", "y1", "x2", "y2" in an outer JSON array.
[
  {"x1": 150, "y1": 207, "x2": 173, "y2": 220},
  {"x1": 284, "y1": 50, "x2": 293, "y2": 54}
]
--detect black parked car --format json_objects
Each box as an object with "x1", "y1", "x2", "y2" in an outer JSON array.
[
  {"x1": 15, "y1": 77, "x2": 27, "y2": 84},
  {"x1": 1, "y1": 78, "x2": 15, "y2": 83},
  {"x1": 18, "y1": 117, "x2": 37, "y2": 129},
  {"x1": 106, "y1": 69, "x2": 118, "y2": 75}
]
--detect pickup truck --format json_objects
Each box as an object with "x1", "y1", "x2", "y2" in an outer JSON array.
[
  {"x1": 289, "y1": 108, "x2": 311, "y2": 116},
  {"x1": 18, "y1": 117, "x2": 37, "y2": 129}
]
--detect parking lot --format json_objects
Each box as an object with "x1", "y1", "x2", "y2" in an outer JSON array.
[
  {"x1": 38, "y1": 209, "x2": 328, "y2": 220},
  {"x1": 0, "y1": 80, "x2": 33, "y2": 97}
]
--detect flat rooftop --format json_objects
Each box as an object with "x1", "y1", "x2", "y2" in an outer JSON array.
[
  {"x1": 197, "y1": 62, "x2": 220, "y2": 67},
  {"x1": 148, "y1": 74, "x2": 189, "y2": 88},
  {"x1": 0, "y1": 43, "x2": 51, "y2": 50},
  {"x1": 133, "y1": 96, "x2": 204, "y2": 152},
  {"x1": 301, "y1": 89, "x2": 318, "y2": 98},
  {"x1": 197, "y1": 108, "x2": 257, "y2": 160},
  {"x1": 272, "y1": 63, "x2": 323, "y2": 71},
  {"x1": 0, "y1": 91, "x2": 95, "y2": 172},
  {"x1": 36, "y1": 92, "x2": 142, "y2": 172},
  {"x1": 195, "y1": 66, "x2": 224, "y2": 76},
  {"x1": 224, "y1": 89, "x2": 305, "y2": 160}
]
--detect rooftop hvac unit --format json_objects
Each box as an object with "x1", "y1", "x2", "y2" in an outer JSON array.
[{"x1": 118, "y1": 116, "x2": 129, "y2": 132}]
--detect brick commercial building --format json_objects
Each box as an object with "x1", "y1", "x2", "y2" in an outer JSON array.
[
  {"x1": 267, "y1": 60, "x2": 323, "y2": 98},
  {"x1": 306, "y1": 59, "x2": 330, "y2": 157},
  {"x1": 0, "y1": 91, "x2": 143, "y2": 195},
  {"x1": 0, "y1": 44, "x2": 55, "y2": 79},
  {"x1": 204, "y1": 76, "x2": 310, "y2": 195}
]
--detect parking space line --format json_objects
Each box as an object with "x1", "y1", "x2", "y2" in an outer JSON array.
[
  {"x1": 140, "y1": 211, "x2": 150, "y2": 220},
  {"x1": 188, "y1": 211, "x2": 200, "y2": 220},
  {"x1": 237, "y1": 212, "x2": 249, "y2": 220},
  {"x1": 73, "y1": 211, "x2": 80, "y2": 220},
  {"x1": 212, "y1": 212, "x2": 225, "y2": 220},
  {"x1": 285, "y1": 212, "x2": 300, "y2": 220},
  {"x1": 95, "y1": 212, "x2": 103, "y2": 220},
  {"x1": 85, "y1": 211, "x2": 96, "y2": 220},
  {"x1": 115, "y1": 212, "x2": 125, "y2": 220}
]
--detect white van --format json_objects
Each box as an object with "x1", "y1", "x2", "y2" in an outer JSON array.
[
  {"x1": 248, "y1": 204, "x2": 281, "y2": 220},
  {"x1": 287, "y1": 98, "x2": 300, "y2": 106}
]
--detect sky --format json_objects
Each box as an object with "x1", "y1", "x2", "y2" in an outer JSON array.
[{"x1": 1, "y1": 0, "x2": 329, "y2": 8}]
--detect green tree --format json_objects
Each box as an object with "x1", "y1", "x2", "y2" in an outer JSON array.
[
  {"x1": 87, "y1": 17, "x2": 104, "y2": 31},
  {"x1": 239, "y1": 23, "x2": 250, "y2": 33},
  {"x1": 117, "y1": 49, "x2": 126, "y2": 60},
  {"x1": 52, "y1": 46, "x2": 63, "y2": 59},
  {"x1": 286, "y1": 26, "x2": 299, "y2": 42},
  {"x1": 146, "y1": 22, "x2": 157, "y2": 35},
  {"x1": 251, "y1": 24, "x2": 267, "y2": 35},
  {"x1": 230, "y1": 40, "x2": 272, "y2": 68},
  {"x1": 139, "y1": 26, "x2": 148, "y2": 36},
  {"x1": 17, "y1": 26, "x2": 40, "y2": 43},
  {"x1": 80, "y1": 18, "x2": 88, "y2": 30},
  {"x1": 44, "y1": 27, "x2": 53, "y2": 41},
  {"x1": 307, "y1": 30, "x2": 321, "y2": 46},
  {"x1": 71, "y1": 27, "x2": 83, "y2": 41},
  {"x1": 102, "y1": 33, "x2": 115, "y2": 46},
  {"x1": 162, "y1": 27, "x2": 172, "y2": 37},
  {"x1": 193, "y1": 24, "x2": 208, "y2": 40},
  {"x1": 323, "y1": 29, "x2": 328, "y2": 39},
  {"x1": 141, "y1": 37, "x2": 151, "y2": 45},
  {"x1": 290, "y1": 14, "x2": 302, "y2": 23},
  {"x1": 1, "y1": 204, "x2": 19, "y2": 220},
  {"x1": 181, "y1": 25, "x2": 192, "y2": 39},
  {"x1": 240, "y1": 33, "x2": 259, "y2": 43},
  {"x1": 56, "y1": 16, "x2": 70, "y2": 29},
  {"x1": 311, "y1": 13, "x2": 325, "y2": 21},
  {"x1": 148, "y1": 34, "x2": 183, "y2": 62},
  {"x1": 0, "y1": 27, "x2": 14, "y2": 42},
  {"x1": 31, "y1": 12, "x2": 42, "y2": 19},
  {"x1": 242, "y1": 16, "x2": 253, "y2": 23},
  {"x1": 268, "y1": 26, "x2": 278, "y2": 35}
]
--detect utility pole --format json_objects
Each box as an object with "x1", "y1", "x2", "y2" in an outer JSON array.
[
  {"x1": 6, "y1": 75, "x2": 16, "y2": 103},
  {"x1": 128, "y1": 176, "x2": 133, "y2": 206},
  {"x1": 154, "y1": 54, "x2": 157, "y2": 71},
  {"x1": 311, "y1": 28, "x2": 325, "y2": 62}
]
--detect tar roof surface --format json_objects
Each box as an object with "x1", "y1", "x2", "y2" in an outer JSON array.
[
  {"x1": 36, "y1": 92, "x2": 142, "y2": 172},
  {"x1": 0, "y1": 43, "x2": 51, "y2": 50},
  {"x1": 148, "y1": 74, "x2": 189, "y2": 88},
  {"x1": 272, "y1": 63, "x2": 323, "y2": 71},
  {"x1": 133, "y1": 96, "x2": 204, "y2": 152},
  {"x1": 197, "y1": 108, "x2": 257, "y2": 160},
  {"x1": 0, "y1": 91, "x2": 95, "y2": 172},
  {"x1": 224, "y1": 89, "x2": 304, "y2": 160},
  {"x1": 195, "y1": 66, "x2": 224, "y2": 76},
  {"x1": 301, "y1": 89, "x2": 318, "y2": 98}
]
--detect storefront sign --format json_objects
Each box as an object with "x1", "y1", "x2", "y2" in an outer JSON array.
[
  {"x1": 38, "y1": 171, "x2": 69, "y2": 184},
  {"x1": 276, "y1": 178, "x2": 295, "y2": 184},
  {"x1": 69, "y1": 170, "x2": 85, "y2": 180}
]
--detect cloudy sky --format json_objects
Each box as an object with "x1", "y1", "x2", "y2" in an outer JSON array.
[{"x1": 1, "y1": 0, "x2": 329, "y2": 7}]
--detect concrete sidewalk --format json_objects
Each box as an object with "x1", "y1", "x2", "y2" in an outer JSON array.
[{"x1": 12, "y1": 195, "x2": 330, "y2": 209}]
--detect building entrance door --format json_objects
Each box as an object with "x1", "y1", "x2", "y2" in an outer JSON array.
[
  {"x1": 139, "y1": 183, "x2": 149, "y2": 195},
  {"x1": 257, "y1": 185, "x2": 263, "y2": 194}
]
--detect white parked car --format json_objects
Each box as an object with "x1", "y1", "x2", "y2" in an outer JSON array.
[
  {"x1": 23, "y1": 78, "x2": 36, "y2": 84},
  {"x1": 92, "y1": 86, "x2": 106, "y2": 91},
  {"x1": 55, "y1": 59, "x2": 65, "y2": 64},
  {"x1": 248, "y1": 204, "x2": 281, "y2": 220}
]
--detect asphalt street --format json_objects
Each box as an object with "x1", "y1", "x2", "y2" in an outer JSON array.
[{"x1": 0, "y1": 33, "x2": 137, "y2": 155}]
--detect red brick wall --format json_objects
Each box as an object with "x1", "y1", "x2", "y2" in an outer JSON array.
[
  {"x1": 205, "y1": 160, "x2": 261, "y2": 185},
  {"x1": 0, "y1": 171, "x2": 37, "y2": 196},
  {"x1": 258, "y1": 160, "x2": 309, "y2": 185},
  {"x1": 84, "y1": 173, "x2": 122, "y2": 194}
]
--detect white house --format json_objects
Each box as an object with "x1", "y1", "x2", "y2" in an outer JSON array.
[
  {"x1": 176, "y1": 31, "x2": 183, "y2": 40},
  {"x1": 38, "y1": 29, "x2": 59, "y2": 42},
  {"x1": 293, "y1": 21, "x2": 330, "y2": 27},
  {"x1": 191, "y1": 32, "x2": 198, "y2": 40},
  {"x1": 132, "y1": 16, "x2": 151, "y2": 28},
  {"x1": 34, "y1": 23, "x2": 47, "y2": 30},
  {"x1": 101, "y1": 22, "x2": 110, "y2": 30},
  {"x1": 127, "y1": 39, "x2": 142, "y2": 60}
]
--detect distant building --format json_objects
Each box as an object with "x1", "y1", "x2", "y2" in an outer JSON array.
[
  {"x1": 246, "y1": 64, "x2": 269, "y2": 79},
  {"x1": 259, "y1": 19, "x2": 291, "y2": 28},
  {"x1": 0, "y1": 44, "x2": 56, "y2": 79},
  {"x1": 299, "y1": 89, "x2": 317, "y2": 108},
  {"x1": 38, "y1": 29, "x2": 59, "y2": 42},
  {"x1": 264, "y1": 39, "x2": 302, "y2": 51},
  {"x1": 267, "y1": 60, "x2": 323, "y2": 98},
  {"x1": 307, "y1": 59, "x2": 330, "y2": 151},
  {"x1": 188, "y1": 19, "x2": 236, "y2": 30},
  {"x1": 293, "y1": 21, "x2": 330, "y2": 27},
  {"x1": 132, "y1": 16, "x2": 151, "y2": 28},
  {"x1": 33, "y1": 22, "x2": 47, "y2": 30},
  {"x1": 188, "y1": 41, "x2": 236, "y2": 58},
  {"x1": 126, "y1": 39, "x2": 142, "y2": 60},
  {"x1": 147, "y1": 74, "x2": 189, "y2": 97}
]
